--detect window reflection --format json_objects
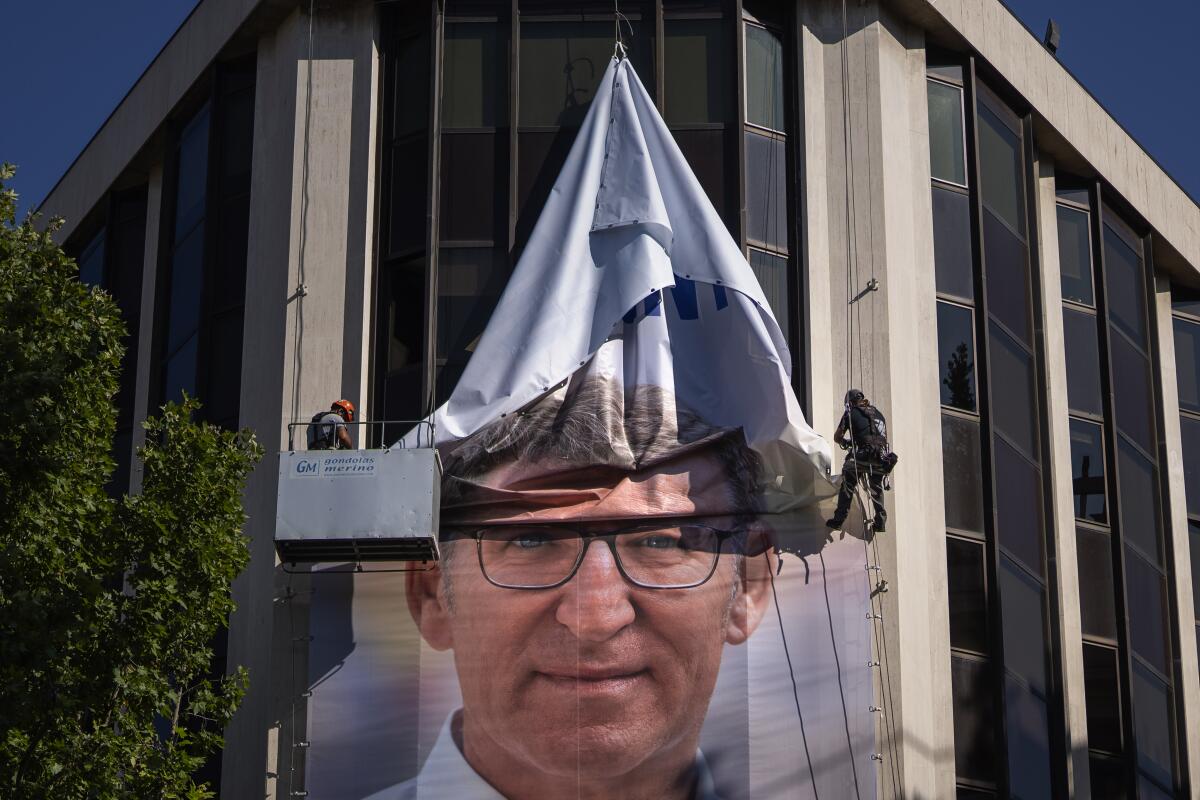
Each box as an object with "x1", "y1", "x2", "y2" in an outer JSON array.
[
  {"x1": 1069, "y1": 418, "x2": 1106, "y2": 523},
  {"x1": 1057, "y1": 204, "x2": 1093, "y2": 306},
  {"x1": 927, "y1": 80, "x2": 967, "y2": 186},
  {"x1": 1062, "y1": 307, "x2": 1103, "y2": 418},
  {"x1": 743, "y1": 22, "x2": 783, "y2": 131},
  {"x1": 1173, "y1": 316, "x2": 1200, "y2": 414},
  {"x1": 664, "y1": 17, "x2": 729, "y2": 126},
  {"x1": 937, "y1": 301, "x2": 976, "y2": 411}
]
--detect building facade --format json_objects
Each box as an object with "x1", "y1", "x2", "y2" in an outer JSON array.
[{"x1": 40, "y1": 0, "x2": 1200, "y2": 796}]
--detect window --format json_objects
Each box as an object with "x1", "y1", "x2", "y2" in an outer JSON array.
[
  {"x1": 983, "y1": 208, "x2": 1032, "y2": 345},
  {"x1": 937, "y1": 301, "x2": 976, "y2": 411},
  {"x1": 743, "y1": 21, "x2": 783, "y2": 131},
  {"x1": 1173, "y1": 316, "x2": 1200, "y2": 414},
  {"x1": 442, "y1": 21, "x2": 506, "y2": 129},
  {"x1": 1125, "y1": 550, "x2": 1170, "y2": 676},
  {"x1": 1062, "y1": 307, "x2": 1103, "y2": 418},
  {"x1": 948, "y1": 537, "x2": 989, "y2": 654},
  {"x1": 993, "y1": 437, "x2": 1044, "y2": 578},
  {"x1": 1057, "y1": 204, "x2": 1093, "y2": 306},
  {"x1": 664, "y1": 17, "x2": 730, "y2": 126},
  {"x1": 747, "y1": 248, "x2": 788, "y2": 331},
  {"x1": 1069, "y1": 418, "x2": 1106, "y2": 523},
  {"x1": 1076, "y1": 528, "x2": 1117, "y2": 640},
  {"x1": 932, "y1": 185, "x2": 974, "y2": 301},
  {"x1": 1180, "y1": 414, "x2": 1200, "y2": 512},
  {"x1": 951, "y1": 655, "x2": 998, "y2": 785},
  {"x1": 927, "y1": 79, "x2": 967, "y2": 186},
  {"x1": 744, "y1": 131, "x2": 787, "y2": 249},
  {"x1": 942, "y1": 413, "x2": 985, "y2": 533},
  {"x1": 1131, "y1": 661, "x2": 1176, "y2": 791},
  {"x1": 1081, "y1": 643, "x2": 1122, "y2": 754},
  {"x1": 1117, "y1": 436, "x2": 1162, "y2": 566},
  {"x1": 977, "y1": 103, "x2": 1025, "y2": 237},
  {"x1": 1109, "y1": 330, "x2": 1155, "y2": 455},
  {"x1": 77, "y1": 228, "x2": 106, "y2": 287},
  {"x1": 1103, "y1": 225, "x2": 1147, "y2": 346},
  {"x1": 989, "y1": 323, "x2": 1038, "y2": 459}
]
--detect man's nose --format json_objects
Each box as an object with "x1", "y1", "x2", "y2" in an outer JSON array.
[{"x1": 555, "y1": 539, "x2": 635, "y2": 641}]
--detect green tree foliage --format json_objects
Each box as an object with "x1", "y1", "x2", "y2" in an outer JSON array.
[{"x1": 0, "y1": 165, "x2": 263, "y2": 798}]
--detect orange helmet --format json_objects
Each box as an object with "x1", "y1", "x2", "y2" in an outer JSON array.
[{"x1": 331, "y1": 399, "x2": 355, "y2": 422}]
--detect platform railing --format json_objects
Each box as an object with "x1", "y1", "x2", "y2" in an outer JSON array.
[{"x1": 285, "y1": 419, "x2": 434, "y2": 451}]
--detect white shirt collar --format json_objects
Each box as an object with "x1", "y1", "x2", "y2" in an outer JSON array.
[{"x1": 365, "y1": 710, "x2": 721, "y2": 800}]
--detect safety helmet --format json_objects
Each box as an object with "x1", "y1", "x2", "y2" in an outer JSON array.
[
  {"x1": 331, "y1": 399, "x2": 356, "y2": 422},
  {"x1": 844, "y1": 389, "x2": 865, "y2": 407}
]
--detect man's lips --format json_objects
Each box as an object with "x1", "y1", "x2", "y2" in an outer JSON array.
[
  {"x1": 537, "y1": 665, "x2": 649, "y2": 681},
  {"x1": 533, "y1": 665, "x2": 652, "y2": 696}
]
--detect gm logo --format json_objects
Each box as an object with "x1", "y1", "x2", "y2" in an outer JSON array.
[{"x1": 293, "y1": 458, "x2": 321, "y2": 477}]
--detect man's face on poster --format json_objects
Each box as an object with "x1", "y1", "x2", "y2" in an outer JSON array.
[{"x1": 406, "y1": 379, "x2": 771, "y2": 784}]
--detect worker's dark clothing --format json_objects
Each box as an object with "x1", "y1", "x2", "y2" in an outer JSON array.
[
  {"x1": 830, "y1": 404, "x2": 889, "y2": 530},
  {"x1": 308, "y1": 411, "x2": 347, "y2": 450}
]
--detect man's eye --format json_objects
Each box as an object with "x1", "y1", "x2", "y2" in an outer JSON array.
[
  {"x1": 639, "y1": 534, "x2": 681, "y2": 550},
  {"x1": 513, "y1": 536, "x2": 546, "y2": 549}
]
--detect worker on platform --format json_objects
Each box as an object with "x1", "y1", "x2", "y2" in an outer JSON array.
[
  {"x1": 307, "y1": 399, "x2": 355, "y2": 450},
  {"x1": 826, "y1": 389, "x2": 895, "y2": 533}
]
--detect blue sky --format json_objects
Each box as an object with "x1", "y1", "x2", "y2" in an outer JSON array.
[{"x1": 2, "y1": 1, "x2": 1197, "y2": 220}]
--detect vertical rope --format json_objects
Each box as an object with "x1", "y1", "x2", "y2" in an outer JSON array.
[{"x1": 290, "y1": 0, "x2": 316, "y2": 428}]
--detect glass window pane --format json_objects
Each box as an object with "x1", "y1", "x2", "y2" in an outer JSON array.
[
  {"x1": 942, "y1": 413, "x2": 985, "y2": 533},
  {"x1": 937, "y1": 302, "x2": 977, "y2": 411},
  {"x1": 515, "y1": 129, "x2": 574, "y2": 248},
  {"x1": 745, "y1": 132, "x2": 787, "y2": 249},
  {"x1": 951, "y1": 655, "x2": 997, "y2": 785},
  {"x1": 393, "y1": 31, "x2": 430, "y2": 138},
  {"x1": 994, "y1": 436, "x2": 1044, "y2": 577},
  {"x1": 984, "y1": 209, "x2": 1032, "y2": 345},
  {"x1": 77, "y1": 229, "x2": 106, "y2": 288},
  {"x1": 978, "y1": 104, "x2": 1025, "y2": 237},
  {"x1": 437, "y1": 248, "x2": 509, "y2": 368},
  {"x1": 1055, "y1": 185, "x2": 1090, "y2": 207},
  {"x1": 167, "y1": 226, "x2": 205, "y2": 355},
  {"x1": 1125, "y1": 549, "x2": 1169, "y2": 675},
  {"x1": 999, "y1": 555, "x2": 1048, "y2": 693},
  {"x1": 673, "y1": 129, "x2": 733, "y2": 232},
  {"x1": 1005, "y1": 674, "x2": 1052, "y2": 799},
  {"x1": 747, "y1": 248, "x2": 788, "y2": 333},
  {"x1": 932, "y1": 185, "x2": 974, "y2": 301},
  {"x1": 1103, "y1": 225, "x2": 1146, "y2": 345},
  {"x1": 174, "y1": 104, "x2": 211, "y2": 239},
  {"x1": 1057, "y1": 204, "x2": 1093, "y2": 306},
  {"x1": 1181, "y1": 415, "x2": 1200, "y2": 515},
  {"x1": 1069, "y1": 418, "x2": 1107, "y2": 524},
  {"x1": 1088, "y1": 755, "x2": 1127, "y2": 800},
  {"x1": 1131, "y1": 661, "x2": 1176, "y2": 790},
  {"x1": 440, "y1": 132, "x2": 504, "y2": 243},
  {"x1": 1190, "y1": 521, "x2": 1200, "y2": 620},
  {"x1": 1076, "y1": 527, "x2": 1117, "y2": 641},
  {"x1": 388, "y1": 136, "x2": 430, "y2": 255},
  {"x1": 744, "y1": 22, "x2": 783, "y2": 131},
  {"x1": 947, "y1": 537, "x2": 989, "y2": 653},
  {"x1": 989, "y1": 323, "x2": 1038, "y2": 459},
  {"x1": 1082, "y1": 643, "x2": 1123, "y2": 754},
  {"x1": 442, "y1": 21, "x2": 507, "y2": 129},
  {"x1": 1172, "y1": 317, "x2": 1200, "y2": 414},
  {"x1": 927, "y1": 80, "x2": 966, "y2": 185},
  {"x1": 204, "y1": 309, "x2": 243, "y2": 429},
  {"x1": 1117, "y1": 436, "x2": 1162, "y2": 565},
  {"x1": 664, "y1": 18, "x2": 730, "y2": 125},
  {"x1": 927, "y1": 62, "x2": 963, "y2": 83},
  {"x1": 1062, "y1": 307, "x2": 1103, "y2": 417},
  {"x1": 519, "y1": 20, "x2": 648, "y2": 128},
  {"x1": 1110, "y1": 330, "x2": 1155, "y2": 457},
  {"x1": 1171, "y1": 283, "x2": 1200, "y2": 319},
  {"x1": 163, "y1": 333, "x2": 198, "y2": 403}
]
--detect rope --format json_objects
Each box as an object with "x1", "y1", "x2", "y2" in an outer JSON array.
[
  {"x1": 290, "y1": 0, "x2": 316, "y2": 428},
  {"x1": 765, "y1": 551, "x2": 821, "y2": 799}
]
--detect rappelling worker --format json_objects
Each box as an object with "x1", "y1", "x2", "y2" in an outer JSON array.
[
  {"x1": 826, "y1": 389, "x2": 897, "y2": 533},
  {"x1": 307, "y1": 399, "x2": 355, "y2": 450}
]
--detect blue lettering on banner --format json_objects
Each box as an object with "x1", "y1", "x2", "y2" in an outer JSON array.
[
  {"x1": 322, "y1": 454, "x2": 378, "y2": 477},
  {"x1": 294, "y1": 459, "x2": 321, "y2": 477},
  {"x1": 671, "y1": 278, "x2": 698, "y2": 320}
]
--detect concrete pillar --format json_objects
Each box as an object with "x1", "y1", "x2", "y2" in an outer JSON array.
[
  {"x1": 129, "y1": 162, "x2": 163, "y2": 494},
  {"x1": 800, "y1": 2, "x2": 955, "y2": 796},
  {"x1": 1151, "y1": 278, "x2": 1200, "y2": 795},
  {"x1": 222, "y1": 1, "x2": 381, "y2": 796},
  {"x1": 1030, "y1": 155, "x2": 1091, "y2": 797}
]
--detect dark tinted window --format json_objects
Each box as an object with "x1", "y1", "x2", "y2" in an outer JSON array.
[
  {"x1": 1131, "y1": 661, "x2": 1175, "y2": 790},
  {"x1": 1069, "y1": 418, "x2": 1106, "y2": 523},
  {"x1": 1081, "y1": 643, "x2": 1123, "y2": 754},
  {"x1": 1057, "y1": 204, "x2": 1093, "y2": 306},
  {"x1": 1117, "y1": 437, "x2": 1162, "y2": 565},
  {"x1": 1089, "y1": 755, "x2": 1127, "y2": 800},
  {"x1": 744, "y1": 132, "x2": 787, "y2": 248},
  {"x1": 947, "y1": 537, "x2": 988, "y2": 654},
  {"x1": 1172, "y1": 283, "x2": 1200, "y2": 319},
  {"x1": 1076, "y1": 527, "x2": 1117, "y2": 641},
  {"x1": 937, "y1": 301, "x2": 976, "y2": 411},
  {"x1": 748, "y1": 248, "x2": 788, "y2": 332},
  {"x1": 174, "y1": 105, "x2": 211, "y2": 238},
  {"x1": 1062, "y1": 307, "x2": 1103, "y2": 417},
  {"x1": 388, "y1": 136, "x2": 430, "y2": 256},
  {"x1": 1191, "y1": 521, "x2": 1200, "y2": 620},
  {"x1": 993, "y1": 436, "x2": 1044, "y2": 576},
  {"x1": 1125, "y1": 550, "x2": 1169, "y2": 675},
  {"x1": 977, "y1": 104, "x2": 1025, "y2": 236},
  {"x1": 1004, "y1": 675, "x2": 1052, "y2": 798},
  {"x1": 951, "y1": 655, "x2": 997, "y2": 784},
  {"x1": 436, "y1": 248, "x2": 508, "y2": 371},
  {"x1": 519, "y1": 20, "x2": 648, "y2": 128},
  {"x1": 1103, "y1": 225, "x2": 1146, "y2": 345},
  {"x1": 999, "y1": 556, "x2": 1048, "y2": 693},
  {"x1": 442, "y1": 21, "x2": 507, "y2": 129},
  {"x1": 989, "y1": 323, "x2": 1038, "y2": 459},
  {"x1": 77, "y1": 229, "x2": 106, "y2": 287},
  {"x1": 942, "y1": 413, "x2": 985, "y2": 533},
  {"x1": 928, "y1": 80, "x2": 966, "y2": 186},
  {"x1": 932, "y1": 185, "x2": 974, "y2": 301},
  {"x1": 984, "y1": 209, "x2": 1031, "y2": 345},
  {"x1": 664, "y1": 17, "x2": 730, "y2": 125},
  {"x1": 673, "y1": 129, "x2": 733, "y2": 230},
  {"x1": 379, "y1": 259, "x2": 427, "y2": 434},
  {"x1": 1181, "y1": 414, "x2": 1200, "y2": 513},
  {"x1": 1173, "y1": 316, "x2": 1200, "y2": 414},
  {"x1": 440, "y1": 133, "x2": 505, "y2": 243},
  {"x1": 744, "y1": 22, "x2": 783, "y2": 131},
  {"x1": 1109, "y1": 330, "x2": 1155, "y2": 454}
]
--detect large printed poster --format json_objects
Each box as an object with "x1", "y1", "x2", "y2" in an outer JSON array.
[{"x1": 296, "y1": 56, "x2": 878, "y2": 798}]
